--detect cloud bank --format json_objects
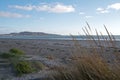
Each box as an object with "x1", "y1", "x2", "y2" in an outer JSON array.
[
  {"x1": 9, "y1": 3, "x2": 75, "y2": 13},
  {"x1": 0, "y1": 11, "x2": 30, "y2": 18}
]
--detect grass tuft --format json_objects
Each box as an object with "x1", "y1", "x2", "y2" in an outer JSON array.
[
  {"x1": 13, "y1": 61, "x2": 34, "y2": 76},
  {"x1": 50, "y1": 23, "x2": 120, "y2": 80}
]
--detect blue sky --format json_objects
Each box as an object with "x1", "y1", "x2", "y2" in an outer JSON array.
[{"x1": 0, "y1": 0, "x2": 120, "y2": 35}]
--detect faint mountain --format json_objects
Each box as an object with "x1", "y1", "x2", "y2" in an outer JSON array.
[{"x1": 3, "y1": 31, "x2": 61, "y2": 36}]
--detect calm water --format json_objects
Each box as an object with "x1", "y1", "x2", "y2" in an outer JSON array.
[{"x1": 0, "y1": 35, "x2": 120, "y2": 41}]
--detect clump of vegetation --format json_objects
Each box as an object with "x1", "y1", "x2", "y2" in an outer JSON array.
[
  {"x1": 75, "y1": 56, "x2": 118, "y2": 80},
  {"x1": 50, "y1": 23, "x2": 120, "y2": 80},
  {"x1": 52, "y1": 56, "x2": 120, "y2": 80},
  {"x1": 0, "y1": 48, "x2": 24, "y2": 59},
  {"x1": 14, "y1": 61, "x2": 34, "y2": 76},
  {"x1": 31, "y1": 61, "x2": 45, "y2": 71},
  {"x1": 0, "y1": 52, "x2": 14, "y2": 59},
  {"x1": 0, "y1": 48, "x2": 46, "y2": 76},
  {"x1": 0, "y1": 48, "x2": 34, "y2": 76},
  {"x1": 9, "y1": 48, "x2": 24, "y2": 55}
]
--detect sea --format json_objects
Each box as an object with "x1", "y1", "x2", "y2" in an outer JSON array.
[{"x1": 0, "y1": 35, "x2": 120, "y2": 41}]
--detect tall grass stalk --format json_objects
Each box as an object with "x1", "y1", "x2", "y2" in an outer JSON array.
[{"x1": 51, "y1": 23, "x2": 120, "y2": 80}]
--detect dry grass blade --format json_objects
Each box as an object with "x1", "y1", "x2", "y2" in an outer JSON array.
[
  {"x1": 50, "y1": 23, "x2": 120, "y2": 80},
  {"x1": 86, "y1": 21, "x2": 92, "y2": 33},
  {"x1": 104, "y1": 25, "x2": 115, "y2": 47}
]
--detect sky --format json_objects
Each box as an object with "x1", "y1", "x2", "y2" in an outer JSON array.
[{"x1": 0, "y1": 0, "x2": 120, "y2": 35}]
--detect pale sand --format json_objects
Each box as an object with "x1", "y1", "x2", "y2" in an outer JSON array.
[
  {"x1": 0, "y1": 39, "x2": 75, "y2": 58},
  {"x1": 0, "y1": 39, "x2": 120, "y2": 80},
  {"x1": 0, "y1": 39, "x2": 120, "y2": 56}
]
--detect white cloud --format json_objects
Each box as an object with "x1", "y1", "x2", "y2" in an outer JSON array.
[
  {"x1": 0, "y1": 11, "x2": 30, "y2": 18},
  {"x1": 49, "y1": 4, "x2": 75, "y2": 13},
  {"x1": 79, "y1": 12, "x2": 85, "y2": 15},
  {"x1": 9, "y1": 3, "x2": 75, "y2": 13},
  {"x1": 85, "y1": 16, "x2": 92, "y2": 18},
  {"x1": 35, "y1": 5, "x2": 50, "y2": 11},
  {"x1": 97, "y1": 8, "x2": 104, "y2": 11},
  {"x1": 96, "y1": 8, "x2": 109, "y2": 13},
  {"x1": 96, "y1": 3, "x2": 120, "y2": 14},
  {"x1": 9, "y1": 5, "x2": 34, "y2": 11},
  {"x1": 107, "y1": 3, "x2": 120, "y2": 10}
]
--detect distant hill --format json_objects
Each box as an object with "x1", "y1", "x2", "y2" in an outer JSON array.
[{"x1": 3, "y1": 31, "x2": 61, "y2": 36}]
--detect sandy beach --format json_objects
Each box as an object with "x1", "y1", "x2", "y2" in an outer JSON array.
[
  {"x1": 0, "y1": 39, "x2": 120, "y2": 80},
  {"x1": 0, "y1": 39, "x2": 99, "y2": 57},
  {"x1": 0, "y1": 39, "x2": 75, "y2": 58},
  {"x1": 0, "y1": 39, "x2": 77, "y2": 79}
]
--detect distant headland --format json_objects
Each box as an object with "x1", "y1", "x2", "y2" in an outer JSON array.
[{"x1": 1, "y1": 31, "x2": 61, "y2": 36}]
